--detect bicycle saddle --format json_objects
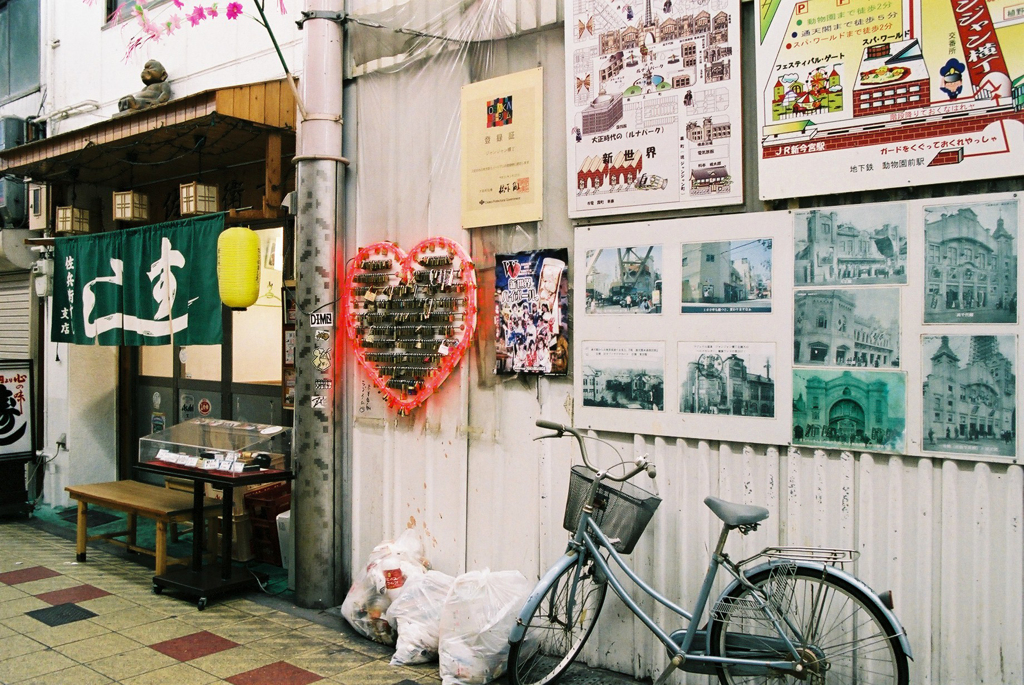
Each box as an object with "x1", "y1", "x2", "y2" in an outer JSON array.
[{"x1": 704, "y1": 496, "x2": 770, "y2": 527}]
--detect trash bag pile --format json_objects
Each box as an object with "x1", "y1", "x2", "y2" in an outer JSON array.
[{"x1": 336, "y1": 530, "x2": 533, "y2": 684}]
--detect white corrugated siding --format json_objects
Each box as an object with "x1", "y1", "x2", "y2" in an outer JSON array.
[
  {"x1": 0, "y1": 271, "x2": 32, "y2": 359},
  {"x1": 345, "y1": 8, "x2": 1024, "y2": 683}
]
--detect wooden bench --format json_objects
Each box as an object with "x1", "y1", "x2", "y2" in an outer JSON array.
[{"x1": 65, "y1": 481, "x2": 221, "y2": 576}]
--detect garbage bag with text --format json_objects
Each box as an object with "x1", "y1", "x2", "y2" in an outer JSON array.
[
  {"x1": 438, "y1": 569, "x2": 532, "y2": 685},
  {"x1": 385, "y1": 569, "x2": 455, "y2": 665},
  {"x1": 339, "y1": 529, "x2": 430, "y2": 644}
]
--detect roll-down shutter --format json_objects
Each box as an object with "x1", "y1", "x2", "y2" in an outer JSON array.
[{"x1": 0, "y1": 271, "x2": 31, "y2": 358}]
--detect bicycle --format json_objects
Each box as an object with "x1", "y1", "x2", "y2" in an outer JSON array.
[{"x1": 508, "y1": 420, "x2": 912, "y2": 685}]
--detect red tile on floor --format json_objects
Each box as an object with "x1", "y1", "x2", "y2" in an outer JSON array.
[
  {"x1": 35, "y1": 584, "x2": 111, "y2": 605},
  {"x1": 226, "y1": 661, "x2": 322, "y2": 685},
  {"x1": 0, "y1": 566, "x2": 61, "y2": 585},
  {"x1": 150, "y1": 630, "x2": 240, "y2": 661}
]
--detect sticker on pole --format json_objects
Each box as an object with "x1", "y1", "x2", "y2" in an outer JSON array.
[{"x1": 310, "y1": 312, "x2": 333, "y2": 327}]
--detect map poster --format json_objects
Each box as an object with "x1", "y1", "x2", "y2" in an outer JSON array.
[
  {"x1": 756, "y1": 0, "x2": 1024, "y2": 200},
  {"x1": 566, "y1": 0, "x2": 744, "y2": 218},
  {"x1": 461, "y1": 67, "x2": 544, "y2": 229}
]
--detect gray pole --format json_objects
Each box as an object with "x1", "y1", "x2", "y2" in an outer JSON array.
[{"x1": 293, "y1": 0, "x2": 347, "y2": 609}]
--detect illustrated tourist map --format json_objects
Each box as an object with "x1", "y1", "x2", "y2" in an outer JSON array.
[
  {"x1": 566, "y1": 0, "x2": 744, "y2": 217},
  {"x1": 756, "y1": 0, "x2": 1024, "y2": 199}
]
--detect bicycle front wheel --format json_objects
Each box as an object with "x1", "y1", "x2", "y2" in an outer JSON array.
[
  {"x1": 507, "y1": 555, "x2": 608, "y2": 685},
  {"x1": 709, "y1": 566, "x2": 909, "y2": 685}
]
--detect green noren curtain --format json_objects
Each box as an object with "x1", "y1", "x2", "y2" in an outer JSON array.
[{"x1": 52, "y1": 215, "x2": 225, "y2": 346}]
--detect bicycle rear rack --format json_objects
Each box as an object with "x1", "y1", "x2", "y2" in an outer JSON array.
[{"x1": 742, "y1": 546, "x2": 860, "y2": 568}]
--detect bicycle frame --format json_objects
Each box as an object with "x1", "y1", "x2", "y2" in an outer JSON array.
[{"x1": 511, "y1": 507, "x2": 807, "y2": 678}]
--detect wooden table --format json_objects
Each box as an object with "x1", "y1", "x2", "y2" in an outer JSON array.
[
  {"x1": 135, "y1": 461, "x2": 293, "y2": 610},
  {"x1": 65, "y1": 480, "x2": 220, "y2": 576}
]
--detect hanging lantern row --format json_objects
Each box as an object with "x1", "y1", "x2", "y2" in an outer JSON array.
[
  {"x1": 55, "y1": 206, "x2": 90, "y2": 235},
  {"x1": 112, "y1": 190, "x2": 149, "y2": 222}
]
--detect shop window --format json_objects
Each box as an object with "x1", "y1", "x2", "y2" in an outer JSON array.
[
  {"x1": 233, "y1": 227, "x2": 284, "y2": 384},
  {"x1": 140, "y1": 345, "x2": 173, "y2": 378},
  {"x1": 0, "y1": 0, "x2": 40, "y2": 103},
  {"x1": 179, "y1": 345, "x2": 221, "y2": 381}
]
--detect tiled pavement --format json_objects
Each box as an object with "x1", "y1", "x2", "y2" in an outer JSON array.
[{"x1": 0, "y1": 520, "x2": 442, "y2": 685}]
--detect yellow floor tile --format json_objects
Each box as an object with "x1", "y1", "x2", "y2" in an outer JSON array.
[
  {"x1": 0, "y1": 633, "x2": 47, "y2": 660},
  {"x1": 246, "y1": 630, "x2": 330, "y2": 658},
  {"x1": 221, "y1": 598, "x2": 276, "y2": 616},
  {"x1": 27, "y1": 620, "x2": 111, "y2": 647},
  {"x1": 88, "y1": 646, "x2": 179, "y2": 680},
  {"x1": 262, "y1": 609, "x2": 314, "y2": 629},
  {"x1": 75, "y1": 594, "x2": 141, "y2": 616},
  {"x1": 187, "y1": 645, "x2": 278, "y2": 679},
  {"x1": 0, "y1": 648, "x2": 79, "y2": 683},
  {"x1": 13, "y1": 663, "x2": 114, "y2": 685},
  {"x1": 206, "y1": 616, "x2": 289, "y2": 644},
  {"x1": 328, "y1": 660, "x2": 430, "y2": 685},
  {"x1": 0, "y1": 585, "x2": 29, "y2": 602},
  {"x1": 90, "y1": 606, "x2": 167, "y2": 632},
  {"x1": 54, "y1": 632, "x2": 144, "y2": 663},
  {"x1": 0, "y1": 622, "x2": 16, "y2": 639},
  {"x1": 0, "y1": 596, "x2": 50, "y2": 620},
  {"x1": 12, "y1": 575, "x2": 83, "y2": 596},
  {"x1": 1, "y1": 614, "x2": 45, "y2": 634},
  {"x1": 284, "y1": 643, "x2": 375, "y2": 677},
  {"x1": 118, "y1": 618, "x2": 201, "y2": 645},
  {"x1": 120, "y1": 661, "x2": 220, "y2": 685}
]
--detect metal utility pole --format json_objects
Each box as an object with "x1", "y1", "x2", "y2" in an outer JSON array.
[{"x1": 293, "y1": 0, "x2": 348, "y2": 609}]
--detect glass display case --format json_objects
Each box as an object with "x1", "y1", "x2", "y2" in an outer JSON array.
[{"x1": 139, "y1": 418, "x2": 291, "y2": 471}]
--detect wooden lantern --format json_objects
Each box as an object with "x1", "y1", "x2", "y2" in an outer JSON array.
[
  {"x1": 180, "y1": 181, "x2": 219, "y2": 216},
  {"x1": 112, "y1": 190, "x2": 149, "y2": 221},
  {"x1": 55, "y1": 206, "x2": 90, "y2": 234}
]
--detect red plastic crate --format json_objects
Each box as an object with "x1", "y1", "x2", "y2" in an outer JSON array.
[
  {"x1": 250, "y1": 518, "x2": 283, "y2": 566},
  {"x1": 244, "y1": 481, "x2": 291, "y2": 524}
]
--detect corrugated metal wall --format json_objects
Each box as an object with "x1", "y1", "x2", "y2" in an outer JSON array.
[{"x1": 345, "y1": 3, "x2": 1024, "y2": 682}]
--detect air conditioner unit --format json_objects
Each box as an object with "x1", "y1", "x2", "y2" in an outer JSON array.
[
  {"x1": 0, "y1": 177, "x2": 26, "y2": 226},
  {"x1": 0, "y1": 117, "x2": 25, "y2": 151},
  {"x1": 28, "y1": 183, "x2": 50, "y2": 230}
]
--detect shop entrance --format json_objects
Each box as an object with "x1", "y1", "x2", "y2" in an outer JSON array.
[{"x1": 120, "y1": 223, "x2": 291, "y2": 477}]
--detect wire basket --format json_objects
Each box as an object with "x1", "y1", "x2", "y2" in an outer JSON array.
[
  {"x1": 712, "y1": 561, "x2": 796, "y2": 626},
  {"x1": 563, "y1": 465, "x2": 661, "y2": 554}
]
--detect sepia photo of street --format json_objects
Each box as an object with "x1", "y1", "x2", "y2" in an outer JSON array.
[
  {"x1": 922, "y1": 335, "x2": 1016, "y2": 458},
  {"x1": 678, "y1": 342, "x2": 775, "y2": 417},
  {"x1": 924, "y1": 199, "x2": 1018, "y2": 324},
  {"x1": 794, "y1": 288, "x2": 900, "y2": 368},
  {"x1": 582, "y1": 342, "x2": 665, "y2": 411},
  {"x1": 584, "y1": 245, "x2": 663, "y2": 314},
  {"x1": 681, "y1": 239, "x2": 772, "y2": 313},
  {"x1": 793, "y1": 369, "x2": 906, "y2": 453},
  {"x1": 794, "y1": 205, "x2": 907, "y2": 286}
]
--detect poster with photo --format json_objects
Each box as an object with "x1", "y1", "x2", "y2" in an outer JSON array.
[
  {"x1": 681, "y1": 239, "x2": 772, "y2": 313},
  {"x1": 566, "y1": 0, "x2": 744, "y2": 218},
  {"x1": 585, "y1": 245, "x2": 663, "y2": 314},
  {"x1": 678, "y1": 342, "x2": 775, "y2": 417},
  {"x1": 756, "y1": 0, "x2": 1024, "y2": 200},
  {"x1": 494, "y1": 249, "x2": 570, "y2": 375},
  {"x1": 923, "y1": 199, "x2": 1018, "y2": 324},
  {"x1": 922, "y1": 335, "x2": 1016, "y2": 458},
  {"x1": 793, "y1": 369, "x2": 906, "y2": 453},
  {"x1": 582, "y1": 342, "x2": 665, "y2": 411},
  {"x1": 794, "y1": 205, "x2": 907, "y2": 286},
  {"x1": 794, "y1": 288, "x2": 900, "y2": 368}
]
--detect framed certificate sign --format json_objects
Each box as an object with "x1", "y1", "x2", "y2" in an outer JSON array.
[{"x1": 0, "y1": 359, "x2": 35, "y2": 461}]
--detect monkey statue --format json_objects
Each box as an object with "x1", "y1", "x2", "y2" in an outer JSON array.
[{"x1": 117, "y1": 60, "x2": 171, "y2": 114}]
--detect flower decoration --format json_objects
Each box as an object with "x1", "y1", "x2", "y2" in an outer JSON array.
[{"x1": 226, "y1": 2, "x2": 243, "y2": 19}]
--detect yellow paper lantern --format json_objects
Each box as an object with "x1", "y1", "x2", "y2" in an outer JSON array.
[{"x1": 217, "y1": 226, "x2": 261, "y2": 310}]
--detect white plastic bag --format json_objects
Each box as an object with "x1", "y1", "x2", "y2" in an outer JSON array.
[
  {"x1": 385, "y1": 569, "x2": 455, "y2": 665},
  {"x1": 438, "y1": 569, "x2": 533, "y2": 685},
  {"x1": 339, "y1": 529, "x2": 430, "y2": 644}
]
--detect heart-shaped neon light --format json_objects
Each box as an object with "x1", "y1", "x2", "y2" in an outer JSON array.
[{"x1": 344, "y1": 237, "x2": 478, "y2": 414}]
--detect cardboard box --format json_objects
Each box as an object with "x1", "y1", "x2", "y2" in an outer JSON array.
[{"x1": 215, "y1": 513, "x2": 254, "y2": 562}]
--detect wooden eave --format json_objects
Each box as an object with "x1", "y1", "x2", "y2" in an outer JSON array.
[{"x1": 0, "y1": 79, "x2": 296, "y2": 189}]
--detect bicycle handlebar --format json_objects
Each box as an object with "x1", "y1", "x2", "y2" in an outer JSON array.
[{"x1": 534, "y1": 420, "x2": 655, "y2": 483}]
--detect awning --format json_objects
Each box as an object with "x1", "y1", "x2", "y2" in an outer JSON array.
[{"x1": 0, "y1": 79, "x2": 295, "y2": 189}]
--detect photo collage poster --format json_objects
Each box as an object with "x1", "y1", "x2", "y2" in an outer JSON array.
[
  {"x1": 755, "y1": 0, "x2": 1024, "y2": 200},
  {"x1": 494, "y1": 249, "x2": 570, "y2": 375},
  {"x1": 574, "y1": 214, "x2": 793, "y2": 445},
  {"x1": 565, "y1": 0, "x2": 744, "y2": 218},
  {"x1": 574, "y1": 191, "x2": 1022, "y2": 463}
]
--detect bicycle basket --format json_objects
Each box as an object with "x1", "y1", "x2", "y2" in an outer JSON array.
[{"x1": 563, "y1": 465, "x2": 661, "y2": 554}]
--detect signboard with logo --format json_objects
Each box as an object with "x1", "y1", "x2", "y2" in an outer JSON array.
[{"x1": 0, "y1": 360, "x2": 35, "y2": 461}]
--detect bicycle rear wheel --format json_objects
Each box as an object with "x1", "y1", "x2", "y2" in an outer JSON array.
[
  {"x1": 507, "y1": 555, "x2": 607, "y2": 685},
  {"x1": 708, "y1": 566, "x2": 909, "y2": 685}
]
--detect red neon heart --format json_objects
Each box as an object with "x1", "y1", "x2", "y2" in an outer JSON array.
[{"x1": 344, "y1": 237, "x2": 478, "y2": 414}]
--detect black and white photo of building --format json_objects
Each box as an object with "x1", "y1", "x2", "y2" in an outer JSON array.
[
  {"x1": 678, "y1": 343, "x2": 774, "y2": 417},
  {"x1": 924, "y1": 200, "x2": 1018, "y2": 324},
  {"x1": 794, "y1": 205, "x2": 907, "y2": 286},
  {"x1": 794, "y1": 288, "x2": 900, "y2": 368},
  {"x1": 793, "y1": 369, "x2": 906, "y2": 452},
  {"x1": 922, "y1": 335, "x2": 1016, "y2": 457},
  {"x1": 582, "y1": 342, "x2": 665, "y2": 411}
]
